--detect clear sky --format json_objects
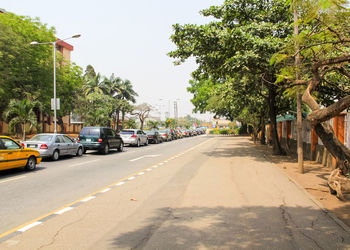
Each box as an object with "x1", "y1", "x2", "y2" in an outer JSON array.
[{"x1": 2, "y1": 0, "x2": 224, "y2": 121}]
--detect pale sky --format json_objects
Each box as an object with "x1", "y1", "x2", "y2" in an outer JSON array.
[{"x1": 2, "y1": 0, "x2": 224, "y2": 121}]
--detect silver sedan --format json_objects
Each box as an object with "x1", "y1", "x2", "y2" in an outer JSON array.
[
  {"x1": 120, "y1": 129, "x2": 149, "y2": 147},
  {"x1": 22, "y1": 133, "x2": 84, "y2": 161}
]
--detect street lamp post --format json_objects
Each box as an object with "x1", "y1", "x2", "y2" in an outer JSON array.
[{"x1": 30, "y1": 34, "x2": 81, "y2": 133}]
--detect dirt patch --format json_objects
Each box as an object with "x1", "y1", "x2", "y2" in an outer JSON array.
[{"x1": 252, "y1": 141, "x2": 350, "y2": 227}]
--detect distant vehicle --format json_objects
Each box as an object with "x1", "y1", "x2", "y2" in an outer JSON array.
[
  {"x1": 169, "y1": 129, "x2": 178, "y2": 140},
  {"x1": 0, "y1": 135, "x2": 41, "y2": 171},
  {"x1": 120, "y1": 129, "x2": 148, "y2": 147},
  {"x1": 78, "y1": 127, "x2": 123, "y2": 154},
  {"x1": 181, "y1": 129, "x2": 189, "y2": 137},
  {"x1": 145, "y1": 130, "x2": 163, "y2": 144},
  {"x1": 159, "y1": 129, "x2": 172, "y2": 142},
  {"x1": 176, "y1": 129, "x2": 183, "y2": 139},
  {"x1": 22, "y1": 133, "x2": 84, "y2": 161}
]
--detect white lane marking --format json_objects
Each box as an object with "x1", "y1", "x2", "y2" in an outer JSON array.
[
  {"x1": 146, "y1": 168, "x2": 152, "y2": 172},
  {"x1": 17, "y1": 222, "x2": 42, "y2": 232},
  {"x1": 101, "y1": 188, "x2": 111, "y2": 193},
  {"x1": 69, "y1": 159, "x2": 99, "y2": 167},
  {"x1": 164, "y1": 160, "x2": 168, "y2": 163},
  {"x1": 116, "y1": 182, "x2": 125, "y2": 186},
  {"x1": 55, "y1": 207, "x2": 73, "y2": 215},
  {"x1": 129, "y1": 154, "x2": 161, "y2": 162},
  {"x1": 81, "y1": 196, "x2": 96, "y2": 202},
  {"x1": 0, "y1": 176, "x2": 26, "y2": 184},
  {"x1": 138, "y1": 172, "x2": 145, "y2": 175},
  {"x1": 128, "y1": 176, "x2": 135, "y2": 180},
  {"x1": 159, "y1": 163, "x2": 164, "y2": 165}
]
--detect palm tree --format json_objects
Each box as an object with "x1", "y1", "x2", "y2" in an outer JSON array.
[
  {"x1": 3, "y1": 99, "x2": 41, "y2": 140},
  {"x1": 117, "y1": 79, "x2": 138, "y2": 130},
  {"x1": 147, "y1": 120, "x2": 159, "y2": 130},
  {"x1": 82, "y1": 73, "x2": 105, "y2": 96},
  {"x1": 102, "y1": 73, "x2": 122, "y2": 97},
  {"x1": 117, "y1": 79, "x2": 138, "y2": 103}
]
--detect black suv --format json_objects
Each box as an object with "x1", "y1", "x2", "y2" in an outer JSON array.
[{"x1": 78, "y1": 127, "x2": 124, "y2": 154}]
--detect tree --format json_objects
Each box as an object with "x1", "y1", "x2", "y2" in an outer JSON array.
[
  {"x1": 273, "y1": 0, "x2": 350, "y2": 165},
  {"x1": 3, "y1": 99, "x2": 41, "y2": 140},
  {"x1": 123, "y1": 119, "x2": 137, "y2": 129},
  {"x1": 169, "y1": 0, "x2": 294, "y2": 154},
  {"x1": 133, "y1": 103, "x2": 152, "y2": 130},
  {"x1": 147, "y1": 120, "x2": 160, "y2": 129},
  {"x1": 0, "y1": 12, "x2": 55, "y2": 117}
]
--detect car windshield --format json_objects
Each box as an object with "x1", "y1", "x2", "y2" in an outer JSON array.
[
  {"x1": 120, "y1": 130, "x2": 134, "y2": 135},
  {"x1": 145, "y1": 131, "x2": 154, "y2": 134},
  {"x1": 159, "y1": 130, "x2": 167, "y2": 133},
  {"x1": 29, "y1": 134, "x2": 53, "y2": 142},
  {"x1": 80, "y1": 128, "x2": 100, "y2": 136}
]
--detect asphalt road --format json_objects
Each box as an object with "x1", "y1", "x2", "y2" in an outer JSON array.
[
  {"x1": 0, "y1": 135, "x2": 208, "y2": 235},
  {"x1": 1, "y1": 136, "x2": 350, "y2": 249}
]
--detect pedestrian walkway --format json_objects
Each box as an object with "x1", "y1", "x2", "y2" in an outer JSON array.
[{"x1": 1, "y1": 136, "x2": 350, "y2": 249}]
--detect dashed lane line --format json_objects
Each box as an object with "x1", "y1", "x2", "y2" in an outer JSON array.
[{"x1": 0, "y1": 137, "x2": 215, "y2": 242}]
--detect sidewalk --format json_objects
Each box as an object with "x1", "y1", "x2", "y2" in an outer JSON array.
[
  {"x1": 1, "y1": 136, "x2": 350, "y2": 249},
  {"x1": 252, "y1": 140, "x2": 350, "y2": 228}
]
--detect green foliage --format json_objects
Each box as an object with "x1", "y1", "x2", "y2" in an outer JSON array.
[
  {"x1": 124, "y1": 119, "x2": 137, "y2": 129},
  {"x1": 0, "y1": 12, "x2": 55, "y2": 116},
  {"x1": 3, "y1": 99, "x2": 41, "y2": 140},
  {"x1": 147, "y1": 120, "x2": 160, "y2": 129},
  {"x1": 209, "y1": 128, "x2": 239, "y2": 135},
  {"x1": 169, "y1": 0, "x2": 294, "y2": 151}
]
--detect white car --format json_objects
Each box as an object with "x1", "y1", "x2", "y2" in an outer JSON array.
[{"x1": 120, "y1": 129, "x2": 149, "y2": 147}]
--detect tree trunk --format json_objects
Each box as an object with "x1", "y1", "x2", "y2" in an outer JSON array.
[
  {"x1": 121, "y1": 111, "x2": 125, "y2": 130},
  {"x1": 314, "y1": 122, "x2": 350, "y2": 163},
  {"x1": 116, "y1": 111, "x2": 120, "y2": 132},
  {"x1": 57, "y1": 117, "x2": 65, "y2": 133},
  {"x1": 22, "y1": 122, "x2": 26, "y2": 141},
  {"x1": 140, "y1": 119, "x2": 144, "y2": 130},
  {"x1": 268, "y1": 85, "x2": 284, "y2": 155},
  {"x1": 259, "y1": 115, "x2": 266, "y2": 145}
]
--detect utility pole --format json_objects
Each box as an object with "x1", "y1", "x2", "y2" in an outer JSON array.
[
  {"x1": 174, "y1": 101, "x2": 178, "y2": 121},
  {"x1": 294, "y1": 2, "x2": 304, "y2": 173}
]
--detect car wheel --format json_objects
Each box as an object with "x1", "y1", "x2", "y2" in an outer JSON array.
[
  {"x1": 52, "y1": 150, "x2": 59, "y2": 161},
  {"x1": 136, "y1": 140, "x2": 140, "y2": 147},
  {"x1": 76, "y1": 147, "x2": 83, "y2": 157},
  {"x1": 25, "y1": 156, "x2": 36, "y2": 171},
  {"x1": 102, "y1": 144, "x2": 109, "y2": 155},
  {"x1": 118, "y1": 142, "x2": 124, "y2": 152},
  {"x1": 155, "y1": 138, "x2": 158, "y2": 144},
  {"x1": 145, "y1": 139, "x2": 149, "y2": 146},
  {"x1": 83, "y1": 148, "x2": 87, "y2": 154}
]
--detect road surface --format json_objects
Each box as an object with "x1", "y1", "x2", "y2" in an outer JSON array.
[{"x1": 1, "y1": 136, "x2": 349, "y2": 249}]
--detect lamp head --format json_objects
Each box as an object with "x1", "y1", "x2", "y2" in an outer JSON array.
[
  {"x1": 72, "y1": 34, "x2": 81, "y2": 38},
  {"x1": 30, "y1": 41, "x2": 38, "y2": 45}
]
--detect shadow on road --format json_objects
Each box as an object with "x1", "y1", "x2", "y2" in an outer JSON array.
[{"x1": 110, "y1": 205, "x2": 350, "y2": 249}]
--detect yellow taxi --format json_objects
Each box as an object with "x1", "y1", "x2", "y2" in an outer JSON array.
[{"x1": 0, "y1": 136, "x2": 42, "y2": 171}]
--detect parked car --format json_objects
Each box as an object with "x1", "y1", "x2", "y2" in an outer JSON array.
[
  {"x1": 145, "y1": 130, "x2": 163, "y2": 144},
  {"x1": 176, "y1": 129, "x2": 183, "y2": 139},
  {"x1": 22, "y1": 133, "x2": 84, "y2": 161},
  {"x1": 169, "y1": 129, "x2": 178, "y2": 140},
  {"x1": 120, "y1": 129, "x2": 149, "y2": 147},
  {"x1": 78, "y1": 127, "x2": 123, "y2": 154},
  {"x1": 0, "y1": 135, "x2": 41, "y2": 171},
  {"x1": 159, "y1": 129, "x2": 172, "y2": 142},
  {"x1": 181, "y1": 129, "x2": 189, "y2": 137}
]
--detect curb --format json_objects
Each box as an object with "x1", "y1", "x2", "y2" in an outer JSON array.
[{"x1": 268, "y1": 158, "x2": 350, "y2": 234}]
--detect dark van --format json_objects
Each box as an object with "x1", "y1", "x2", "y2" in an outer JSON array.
[{"x1": 78, "y1": 127, "x2": 124, "y2": 154}]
